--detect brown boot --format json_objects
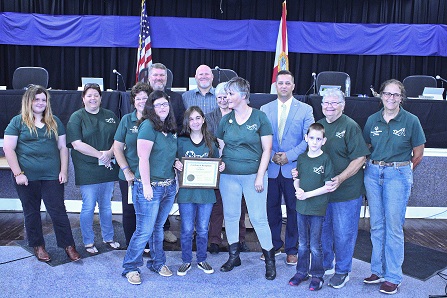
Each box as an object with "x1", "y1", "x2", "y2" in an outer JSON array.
[
  {"x1": 33, "y1": 245, "x2": 51, "y2": 262},
  {"x1": 65, "y1": 245, "x2": 81, "y2": 262}
]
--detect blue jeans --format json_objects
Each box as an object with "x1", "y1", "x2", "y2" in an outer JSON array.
[
  {"x1": 296, "y1": 213, "x2": 324, "y2": 278},
  {"x1": 219, "y1": 173, "x2": 273, "y2": 250},
  {"x1": 364, "y1": 162, "x2": 413, "y2": 284},
  {"x1": 79, "y1": 182, "x2": 115, "y2": 245},
  {"x1": 179, "y1": 203, "x2": 213, "y2": 263},
  {"x1": 122, "y1": 180, "x2": 176, "y2": 275},
  {"x1": 321, "y1": 195, "x2": 362, "y2": 274}
]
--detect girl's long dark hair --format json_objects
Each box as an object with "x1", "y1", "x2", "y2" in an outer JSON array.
[
  {"x1": 138, "y1": 90, "x2": 177, "y2": 133},
  {"x1": 180, "y1": 106, "x2": 217, "y2": 156}
]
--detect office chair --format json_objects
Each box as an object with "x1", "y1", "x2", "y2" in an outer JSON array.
[
  {"x1": 138, "y1": 67, "x2": 173, "y2": 89},
  {"x1": 316, "y1": 71, "x2": 349, "y2": 95},
  {"x1": 403, "y1": 75, "x2": 437, "y2": 98},
  {"x1": 211, "y1": 68, "x2": 237, "y2": 87},
  {"x1": 12, "y1": 67, "x2": 49, "y2": 89}
]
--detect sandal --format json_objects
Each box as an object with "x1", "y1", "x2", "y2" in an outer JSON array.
[
  {"x1": 85, "y1": 244, "x2": 99, "y2": 255},
  {"x1": 103, "y1": 241, "x2": 120, "y2": 249}
]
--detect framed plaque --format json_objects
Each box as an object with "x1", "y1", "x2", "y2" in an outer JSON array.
[{"x1": 179, "y1": 157, "x2": 221, "y2": 189}]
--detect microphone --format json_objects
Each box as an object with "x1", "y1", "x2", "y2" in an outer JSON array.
[
  {"x1": 112, "y1": 69, "x2": 126, "y2": 91},
  {"x1": 312, "y1": 72, "x2": 317, "y2": 95},
  {"x1": 214, "y1": 66, "x2": 221, "y2": 71},
  {"x1": 436, "y1": 75, "x2": 447, "y2": 83}
]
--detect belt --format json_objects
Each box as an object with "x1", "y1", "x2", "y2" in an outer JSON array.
[
  {"x1": 150, "y1": 179, "x2": 174, "y2": 187},
  {"x1": 370, "y1": 160, "x2": 410, "y2": 167},
  {"x1": 134, "y1": 178, "x2": 175, "y2": 187}
]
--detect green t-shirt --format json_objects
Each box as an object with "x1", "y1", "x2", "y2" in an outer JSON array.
[
  {"x1": 363, "y1": 108, "x2": 426, "y2": 162},
  {"x1": 296, "y1": 152, "x2": 334, "y2": 216},
  {"x1": 216, "y1": 109, "x2": 273, "y2": 175},
  {"x1": 114, "y1": 110, "x2": 139, "y2": 181},
  {"x1": 317, "y1": 114, "x2": 370, "y2": 203},
  {"x1": 66, "y1": 108, "x2": 119, "y2": 185},
  {"x1": 176, "y1": 136, "x2": 219, "y2": 204},
  {"x1": 4, "y1": 115, "x2": 65, "y2": 181},
  {"x1": 135, "y1": 119, "x2": 177, "y2": 182}
]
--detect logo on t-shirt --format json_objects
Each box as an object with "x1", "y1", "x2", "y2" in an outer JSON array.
[
  {"x1": 246, "y1": 124, "x2": 258, "y2": 131},
  {"x1": 371, "y1": 126, "x2": 382, "y2": 136},
  {"x1": 393, "y1": 128, "x2": 405, "y2": 137},
  {"x1": 313, "y1": 166, "x2": 324, "y2": 174},
  {"x1": 130, "y1": 126, "x2": 138, "y2": 134},
  {"x1": 185, "y1": 150, "x2": 209, "y2": 158},
  {"x1": 105, "y1": 118, "x2": 116, "y2": 124},
  {"x1": 335, "y1": 130, "x2": 345, "y2": 138}
]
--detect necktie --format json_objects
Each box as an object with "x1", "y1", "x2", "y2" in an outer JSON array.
[{"x1": 278, "y1": 103, "x2": 287, "y2": 143}]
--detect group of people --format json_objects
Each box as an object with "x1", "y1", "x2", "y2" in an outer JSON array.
[{"x1": 3, "y1": 63, "x2": 425, "y2": 295}]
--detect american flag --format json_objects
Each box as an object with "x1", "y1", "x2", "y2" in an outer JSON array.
[{"x1": 136, "y1": 0, "x2": 152, "y2": 82}]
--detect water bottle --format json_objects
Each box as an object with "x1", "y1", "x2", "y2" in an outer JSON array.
[{"x1": 345, "y1": 76, "x2": 351, "y2": 97}]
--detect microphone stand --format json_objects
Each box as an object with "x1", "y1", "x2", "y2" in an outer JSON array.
[
  {"x1": 312, "y1": 75, "x2": 317, "y2": 95},
  {"x1": 115, "y1": 74, "x2": 119, "y2": 91}
]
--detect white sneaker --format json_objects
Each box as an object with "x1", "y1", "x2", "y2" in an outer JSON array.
[
  {"x1": 197, "y1": 261, "x2": 214, "y2": 274},
  {"x1": 177, "y1": 263, "x2": 191, "y2": 276},
  {"x1": 158, "y1": 265, "x2": 173, "y2": 277},
  {"x1": 324, "y1": 268, "x2": 335, "y2": 275},
  {"x1": 126, "y1": 271, "x2": 141, "y2": 285},
  {"x1": 103, "y1": 241, "x2": 120, "y2": 249}
]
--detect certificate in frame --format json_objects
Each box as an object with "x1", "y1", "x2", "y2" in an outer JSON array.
[{"x1": 179, "y1": 157, "x2": 221, "y2": 189}]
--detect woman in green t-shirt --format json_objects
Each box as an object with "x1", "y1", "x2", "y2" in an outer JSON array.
[
  {"x1": 216, "y1": 77, "x2": 276, "y2": 280},
  {"x1": 4, "y1": 85, "x2": 81, "y2": 262},
  {"x1": 66, "y1": 83, "x2": 120, "y2": 254}
]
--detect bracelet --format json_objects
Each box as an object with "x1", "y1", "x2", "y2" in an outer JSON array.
[
  {"x1": 121, "y1": 166, "x2": 129, "y2": 171},
  {"x1": 14, "y1": 171, "x2": 24, "y2": 178}
]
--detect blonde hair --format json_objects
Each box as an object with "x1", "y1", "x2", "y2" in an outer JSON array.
[{"x1": 21, "y1": 85, "x2": 58, "y2": 139}]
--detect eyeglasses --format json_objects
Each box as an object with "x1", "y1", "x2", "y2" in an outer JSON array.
[
  {"x1": 382, "y1": 92, "x2": 402, "y2": 100},
  {"x1": 153, "y1": 102, "x2": 169, "y2": 108},
  {"x1": 321, "y1": 101, "x2": 343, "y2": 107},
  {"x1": 216, "y1": 96, "x2": 227, "y2": 101},
  {"x1": 84, "y1": 83, "x2": 100, "y2": 90}
]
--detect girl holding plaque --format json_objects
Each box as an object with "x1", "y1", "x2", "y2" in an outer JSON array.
[{"x1": 174, "y1": 106, "x2": 225, "y2": 276}]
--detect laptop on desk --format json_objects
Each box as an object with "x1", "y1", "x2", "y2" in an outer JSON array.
[
  {"x1": 81, "y1": 77, "x2": 104, "y2": 91},
  {"x1": 420, "y1": 87, "x2": 444, "y2": 100},
  {"x1": 319, "y1": 85, "x2": 341, "y2": 96}
]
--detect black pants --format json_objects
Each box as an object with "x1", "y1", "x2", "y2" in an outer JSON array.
[{"x1": 14, "y1": 178, "x2": 75, "y2": 248}]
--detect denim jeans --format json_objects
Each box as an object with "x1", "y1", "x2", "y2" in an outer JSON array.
[
  {"x1": 296, "y1": 213, "x2": 324, "y2": 278},
  {"x1": 219, "y1": 173, "x2": 273, "y2": 250},
  {"x1": 79, "y1": 182, "x2": 115, "y2": 245},
  {"x1": 122, "y1": 180, "x2": 176, "y2": 275},
  {"x1": 179, "y1": 203, "x2": 213, "y2": 263},
  {"x1": 364, "y1": 162, "x2": 413, "y2": 284},
  {"x1": 15, "y1": 179, "x2": 75, "y2": 248},
  {"x1": 321, "y1": 195, "x2": 362, "y2": 274}
]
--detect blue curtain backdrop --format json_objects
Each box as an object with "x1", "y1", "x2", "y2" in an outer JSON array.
[{"x1": 0, "y1": 0, "x2": 447, "y2": 93}]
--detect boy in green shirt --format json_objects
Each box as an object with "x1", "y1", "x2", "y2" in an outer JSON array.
[{"x1": 289, "y1": 123, "x2": 334, "y2": 291}]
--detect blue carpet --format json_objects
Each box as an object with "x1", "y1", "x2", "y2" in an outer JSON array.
[{"x1": 354, "y1": 229, "x2": 447, "y2": 281}]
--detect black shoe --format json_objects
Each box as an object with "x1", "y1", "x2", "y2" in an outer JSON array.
[
  {"x1": 220, "y1": 242, "x2": 241, "y2": 272},
  {"x1": 208, "y1": 243, "x2": 220, "y2": 254},
  {"x1": 239, "y1": 242, "x2": 251, "y2": 252},
  {"x1": 262, "y1": 248, "x2": 277, "y2": 280}
]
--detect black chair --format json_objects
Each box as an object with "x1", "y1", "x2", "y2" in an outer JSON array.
[
  {"x1": 12, "y1": 67, "x2": 49, "y2": 89},
  {"x1": 211, "y1": 68, "x2": 237, "y2": 87},
  {"x1": 138, "y1": 67, "x2": 173, "y2": 89},
  {"x1": 403, "y1": 75, "x2": 437, "y2": 98},
  {"x1": 316, "y1": 71, "x2": 349, "y2": 95}
]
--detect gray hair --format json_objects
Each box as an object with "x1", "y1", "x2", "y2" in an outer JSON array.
[
  {"x1": 148, "y1": 63, "x2": 167, "y2": 75},
  {"x1": 215, "y1": 82, "x2": 226, "y2": 96},
  {"x1": 322, "y1": 88, "x2": 345, "y2": 102},
  {"x1": 224, "y1": 77, "x2": 250, "y2": 103}
]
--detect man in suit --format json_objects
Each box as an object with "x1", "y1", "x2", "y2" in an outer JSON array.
[
  {"x1": 148, "y1": 62, "x2": 186, "y2": 243},
  {"x1": 260, "y1": 70, "x2": 314, "y2": 265}
]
